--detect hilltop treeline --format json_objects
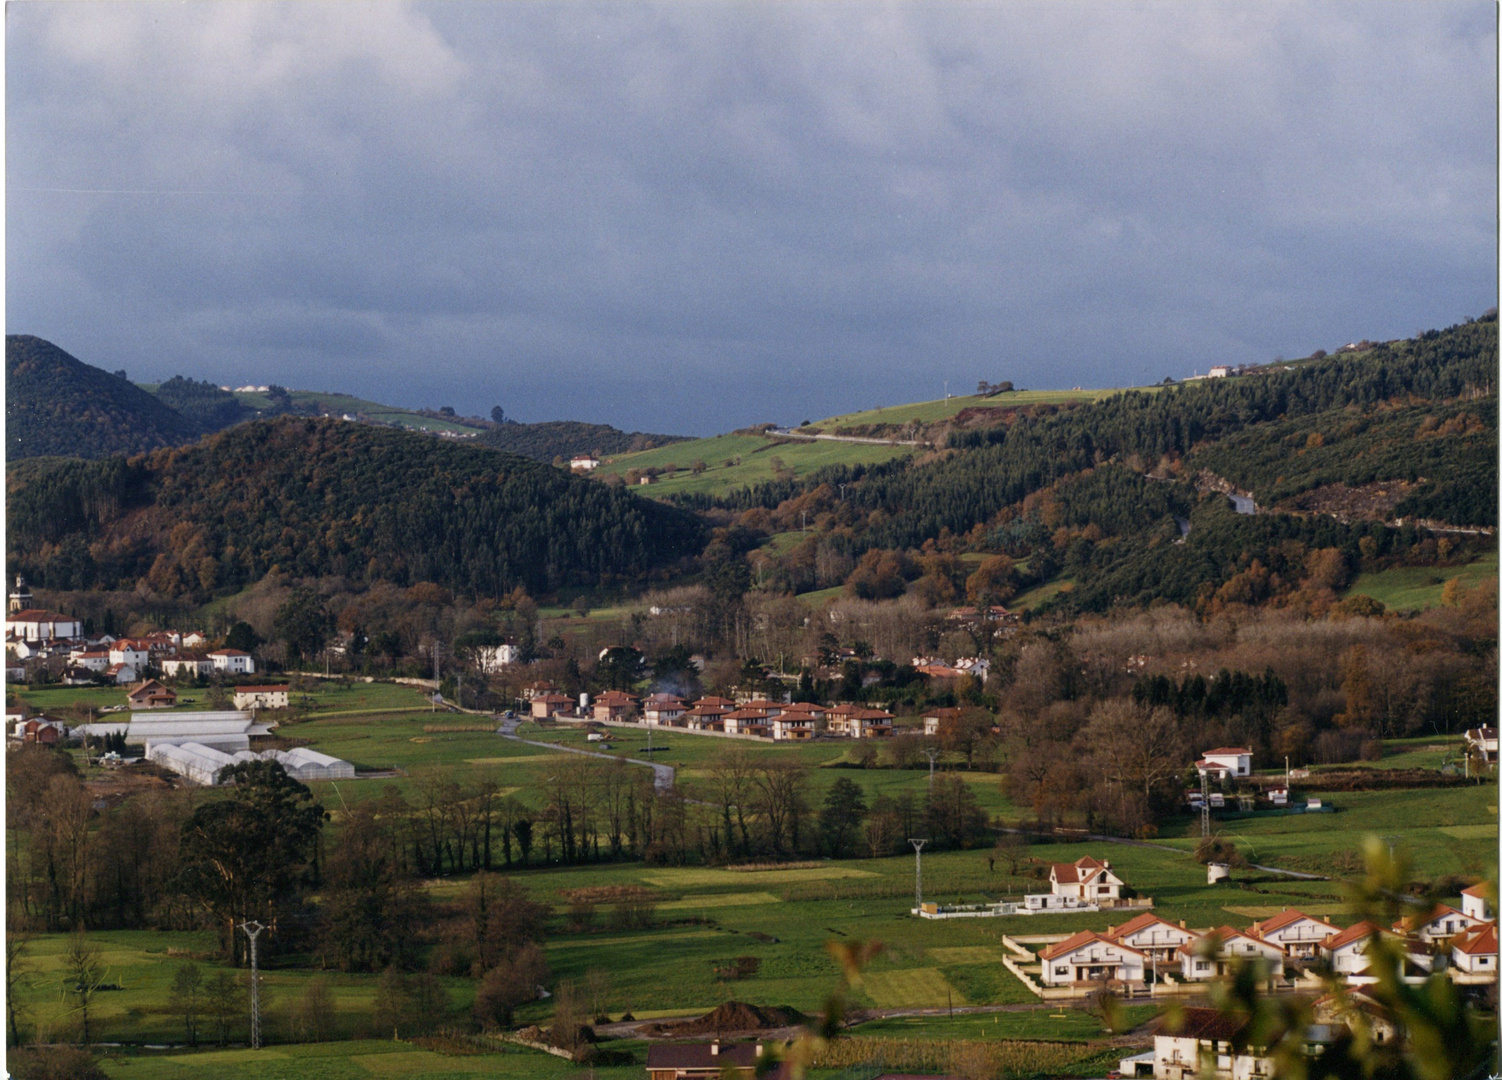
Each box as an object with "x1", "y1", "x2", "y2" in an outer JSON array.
[
  {"x1": 6, "y1": 335, "x2": 205, "y2": 459},
  {"x1": 7, "y1": 418, "x2": 706, "y2": 599},
  {"x1": 480, "y1": 419, "x2": 686, "y2": 463},
  {"x1": 679, "y1": 316, "x2": 1495, "y2": 616}
]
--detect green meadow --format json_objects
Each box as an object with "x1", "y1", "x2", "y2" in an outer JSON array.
[
  {"x1": 594, "y1": 432, "x2": 915, "y2": 499},
  {"x1": 1343, "y1": 550, "x2": 1497, "y2": 611}
]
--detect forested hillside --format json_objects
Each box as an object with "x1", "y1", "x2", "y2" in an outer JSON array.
[
  {"x1": 7, "y1": 418, "x2": 706, "y2": 598},
  {"x1": 151, "y1": 375, "x2": 257, "y2": 431},
  {"x1": 692, "y1": 314, "x2": 1497, "y2": 616},
  {"x1": 479, "y1": 419, "x2": 685, "y2": 462},
  {"x1": 6, "y1": 335, "x2": 204, "y2": 459}
]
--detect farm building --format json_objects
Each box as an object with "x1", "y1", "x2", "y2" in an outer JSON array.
[{"x1": 146, "y1": 741, "x2": 354, "y2": 785}]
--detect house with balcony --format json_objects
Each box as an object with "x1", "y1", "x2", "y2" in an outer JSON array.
[{"x1": 1037, "y1": 930, "x2": 1146, "y2": 986}]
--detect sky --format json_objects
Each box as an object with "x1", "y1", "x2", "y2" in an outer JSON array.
[{"x1": 6, "y1": 2, "x2": 1497, "y2": 436}]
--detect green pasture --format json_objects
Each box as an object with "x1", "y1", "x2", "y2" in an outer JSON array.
[
  {"x1": 847, "y1": 1003, "x2": 1160, "y2": 1042},
  {"x1": 1344, "y1": 551, "x2": 1497, "y2": 612},
  {"x1": 1007, "y1": 575, "x2": 1075, "y2": 612},
  {"x1": 97, "y1": 1039, "x2": 617, "y2": 1080},
  {"x1": 594, "y1": 433, "x2": 914, "y2": 498},
  {"x1": 12, "y1": 678, "x2": 433, "y2": 722},
  {"x1": 11, "y1": 931, "x2": 477, "y2": 1051},
  {"x1": 1155, "y1": 785, "x2": 1496, "y2": 880},
  {"x1": 810, "y1": 387, "x2": 1151, "y2": 431},
  {"x1": 1310, "y1": 736, "x2": 1467, "y2": 773}
]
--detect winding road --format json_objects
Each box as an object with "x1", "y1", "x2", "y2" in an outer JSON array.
[{"x1": 494, "y1": 714, "x2": 676, "y2": 791}]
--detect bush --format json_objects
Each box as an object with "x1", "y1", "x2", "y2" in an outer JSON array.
[{"x1": 8, "y1": 1047, "x2": 109, "y2": 1080}]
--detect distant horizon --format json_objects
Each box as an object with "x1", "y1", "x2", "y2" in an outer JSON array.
[{"x1": 8, "y1": 2, "x2": 1495, "y2": 436}]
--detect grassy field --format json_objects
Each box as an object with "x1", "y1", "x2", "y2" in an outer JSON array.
[
  {"x1": 225, "y1": 389, "x2": 489, "y2": 436},
  {"x1": 809, "y1": 387, "x2": 1154, "y2": 430},
  {"x1": 1343, "y1": 551, "x2": 1497, "y2": 611},
  {"x1": 13, "y1": 680, "x2": 434, "y2": 722},
  {"x1": 594, "y1": 433, "x2": 915, "y2": 499}
]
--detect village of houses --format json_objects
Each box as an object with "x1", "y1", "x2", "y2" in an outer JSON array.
[{"x1": 8, "y1": 577, "x2": 1500, "y2": 1078}]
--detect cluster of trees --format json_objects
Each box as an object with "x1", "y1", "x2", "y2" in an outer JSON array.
[
  {"x1": 7, "y1": 417, "x2": 706, "y2": 601},
  {"x1": 150, "y1": 376, "x2": 255, "y2": 432},
  {"x1": 478, "y1": 419, "x2": 685, "y2": 463}
]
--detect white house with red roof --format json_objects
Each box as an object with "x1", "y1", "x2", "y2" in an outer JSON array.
[
  {"x1": 161, "y1": 653, "x2": 214, "y2": 679},
  {"x1": 1037, "y1": 930, "x2": 1146, "y2": 986},
  {"x1": 103, "y1": 662, "x2": 139, "y2": 684},
  {"x1": 6, "y1": 608, "x2": 83, "y2": 642},
  {"x1": 1394, "y1": 903, "x2": 1484, "y2": 945},
  {"x1": 1461, "y1": 883, "x2": 1492, "y2": 922},
  {"x1": 1048, "y1": 856, "x2": 1124, "y2": 903},
  {"x1": 1448, "y1": 921, "x2": 1497, "y2": 981},
  {"x1": 1197, "y1": 746, "x2": 1252, "y2": 780},
  {"x1": 208, "y1": 648, "x2": 255, "y2": 675},
  {"x1": 1178, "y1": 926, "x2": 1285, "y2": 981},
  {"x1": 1105, "y1": 913, "x2": 1199, "y2": 964},
  {"x1": 1247, "y1": 909, "x2": 1342, "y2": 960},
  {"x1": 69, "y1": 647, "x2": 112, "y2": 672},
  {"x1": 1321, "y1": 921, "x2": 1381, "y2": 975},
  {"x1": 110, "y1": 640, "x2": 151, "y2": 671}
]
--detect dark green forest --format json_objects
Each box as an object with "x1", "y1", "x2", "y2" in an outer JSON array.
[
  {"x1": 7, "y1": 418, "x2": 706, "y2": 599},
  {"x1": 151, "y1": 376, "x2": 256, "y2": 432},
  {"x1": 6, "y1": 335, "x2": 205, "y2": 460},
  {"x1": 479, "y1": 419, "x2": 685, "y2": 463}
]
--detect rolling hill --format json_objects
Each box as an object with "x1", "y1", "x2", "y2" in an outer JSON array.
[
  {"x1": 6, "y1": 417, "x2": 706, "y2": 598},
  {"x1": 6, "y1": 336, "x2": 204, "y2": 460}
]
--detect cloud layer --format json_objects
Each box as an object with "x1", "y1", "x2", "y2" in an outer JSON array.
[{"x1": 8, "y1": 1, "x2": 1496, "y2": 434}]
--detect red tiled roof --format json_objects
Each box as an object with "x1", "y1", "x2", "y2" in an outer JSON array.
[
  {"x1": 1451, "y1": 922, "x2": 1497, "y2": 956},
  {"x1": 1202, "y1": 746, "x2": 1251, "y2": 756},
  {"x1": 594, "y1": 691, "x2": 637, "y2": 705},
  {"x1": 1323, "y1": 920, "x2": 1380, "y2": 951},
  {"x1": 1462, "y1": 883, "x2": 1490, "y2": 899},
  {"x1": 1395, "y1": 903, "x2": 1468, "y2": 933},
  {"x1": 1108, "y1": 912, "x2": 1189, "y2": 941},
  {"x1": 209, "y1": 648, "x2": 250, "y2": 657},
  {"x1": 1160, "y1": 1006, "x2": 1252, "y2": 1043},
  {"x1": 235, "y1": 685, "x2": 290, "y2": 694},
  {"x1": 1251, "y1": 909, "x2": 1337, "y2": 936},
  {"x1": 1037, "y1": 930, "x2": 1144, "y2": 962},
  {"x1": 7, "y1": 609, "x2": 78, "y2": 622}
]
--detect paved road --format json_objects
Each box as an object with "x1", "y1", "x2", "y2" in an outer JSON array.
[
  {"x1": 494, "y1": 715, "x2": 676, "y2": 791},
  {"x1": 767, "y1": 427, "x2": 928, "y2": 447}
]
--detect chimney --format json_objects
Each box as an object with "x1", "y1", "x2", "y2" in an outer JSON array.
[
  {"x1": 1180, "y1": 920, "x2": 1187, "y2": 928},
  {"x1": 710, "y1": 1043, "x2": 719, "y2": 1056},
  {"x1": 755, "y1": 1046, "x2": 763, "y2": 1057}
]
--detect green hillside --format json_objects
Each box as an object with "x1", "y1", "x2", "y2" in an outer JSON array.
[
  {"x1": 595, "y1": 431, "x2": 916, "y2": 496},
  {"x1": 6, "y1": 417, "x2": 706, "y2": 599},
  {"x1": 479, "y1": 419, "x2": 687, "y2": 463},
  {"x1": 809, "y1": 385, "x2": 1150, "y2": 431},
  {"x1": 6, "y1": 335, "x2": 204, "y2": 460}
]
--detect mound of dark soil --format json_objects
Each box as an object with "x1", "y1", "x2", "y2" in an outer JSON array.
[{"x1": 673, "y1": 1001, "x2": 805, "y2": 1035}]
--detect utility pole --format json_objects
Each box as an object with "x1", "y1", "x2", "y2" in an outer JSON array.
[
  {"x1": 1200, "y1": 770, "x2": 1211, "y2": 839},
  {"x1": 240, "y1": 921, "x2": 266, "y2": 1050},
  {"x1": 924, "y1": 747, "x2": 941, "y2": 788},
  {"x1": 909, "y1": 838, "x2": 927, "y2": 910},
  {"x1": 432, "y1": 641, "x2": 441, "y2": 712}
]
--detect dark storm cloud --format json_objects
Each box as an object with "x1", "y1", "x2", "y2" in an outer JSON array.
[{"x1": 7, "y1": 1, "x2": 1495, "y2": 433}]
